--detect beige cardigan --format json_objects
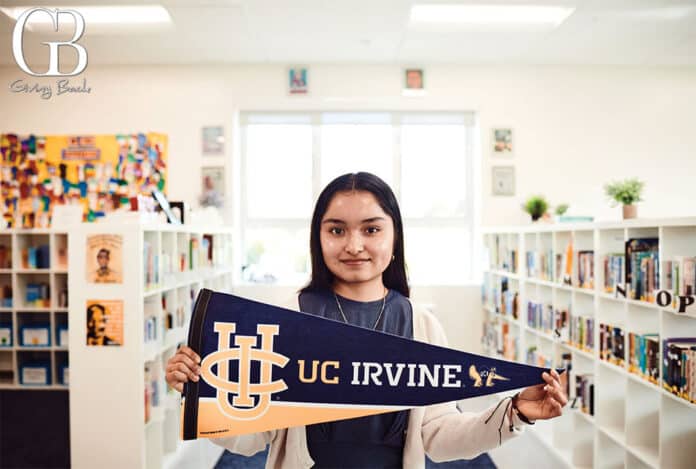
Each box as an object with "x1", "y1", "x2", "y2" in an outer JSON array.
[{"x1": 213, "y1": 296, "x2": 525, "y2": 468}]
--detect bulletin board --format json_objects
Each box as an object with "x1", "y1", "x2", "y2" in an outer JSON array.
[{"x1": 0, "y1": 133, "x2": 168, "y2": 228}]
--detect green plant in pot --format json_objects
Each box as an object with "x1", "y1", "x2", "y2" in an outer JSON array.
[
  {"x1": 523, "y1": 195, "x2": 549, "y2": 222},
  {"x1": 555, "y1": 204, "x2": 569, "y2": 216},
  {"x1": 604, "y1": 178, "x2": 644, "y2": 219}
]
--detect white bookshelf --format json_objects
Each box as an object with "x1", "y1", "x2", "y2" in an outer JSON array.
[
  {"x1": 0, "y1": 228, "x2": 69, "y2": 389},
  {"x1": 481, "y1": 217, "x2": 696, "y2": 469},
  {"x1": 68, "y1": 217, "x2": 233, "y2": 469}
]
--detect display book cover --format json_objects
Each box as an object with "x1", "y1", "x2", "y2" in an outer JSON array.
[{"x1": 180, "y1": 289, "x2": 563, "y2": 440}]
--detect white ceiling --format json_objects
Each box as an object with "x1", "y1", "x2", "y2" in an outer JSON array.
[{"x1": 0, "y1": 0, "x2": 695, "y2": 66}]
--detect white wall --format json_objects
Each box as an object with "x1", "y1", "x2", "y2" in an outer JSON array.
[
  {"x1": 3, "y1": 63, "x2": 695, "y2": 358},
  {"x1": 2, "y1": 64, "x2": 695, "y2": 227}
]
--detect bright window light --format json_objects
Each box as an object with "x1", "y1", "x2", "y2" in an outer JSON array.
[
  {"x1": 0, "y1": 5, "x2": 172, "y2": 25},
  {"x1": 410, "y1": 4, "x2": 575, "y2": 27}
]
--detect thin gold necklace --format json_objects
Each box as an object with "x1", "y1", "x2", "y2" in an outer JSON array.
[{"x1": 333, "y1": 287, "x2": 388, "y2": 330}]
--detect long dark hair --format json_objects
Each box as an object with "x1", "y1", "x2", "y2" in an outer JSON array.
[{"x1": 300, "y1": 172, "x2": 410, "y2": 297}]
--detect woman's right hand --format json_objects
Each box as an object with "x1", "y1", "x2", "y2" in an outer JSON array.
[{"x1": 166, "y1": 346, "x2": 201, "y2": 393}]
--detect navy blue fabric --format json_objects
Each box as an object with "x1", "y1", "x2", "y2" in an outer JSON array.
[
  {"x1": 191, "y1": 292, "x2": 554, "y2": 409},
  {"x1": 300, "y1": 289, "x2": 413, "y2": 469}
]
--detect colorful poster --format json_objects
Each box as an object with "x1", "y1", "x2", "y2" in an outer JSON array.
[
  {"x1": 86, "y1": 234, "x2": 123, "y2": 283},
  {"x1": 181, "y1": 290, "x2": 561, "y2": 440},
  {"x1": 86, "y1": 300, "x2": 123, "y2": 346},
  {"x1": 288, "y1": 67, "x2": 308, "y2": 95},
  {"x1": 0, "y1": 132, "x2": 168, "y2": 228}
]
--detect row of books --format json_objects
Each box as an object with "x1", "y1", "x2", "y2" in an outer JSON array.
[
  {"x1": 599, "y1": 323, "x2": 625, "y2": 366},
  {"x1": 525, "y1": 346, "x2": 552, "y2": 368},
  {"x1": 496, "y1": 278, "x2": 518, "y2": 318},
  {"x1": 574, "y1": 373, "x2": 595, "y2": 416},
  {"x1": 603, "y1": 254, "x2": 625, "y2": 293},
  {"x1": 20, "y1": 245, "x2": 50, "y2": 269},
  {"x1": 482, "y1": 321, "x2": 518, "y2": 362},
  {"x1": 482, "y1": 276, "x2": 519, "y2": 319},
  {"x1": 162, "y1": 295, "x2": 186, "y2": 330},
  {"x1": 663, "y1": 338, "x2": 696, "y2": 404},
  {"x1": 143, "y1": 241, "x2": 160, "y2": 288},
  {"x1": 525, "y1": 250, "x2": 553, "y2": 280},
  {"x1": 25, "y1": 282, "x2": 50, "y2": 307},
  {"x1": 664, "y1": 256, "x2": 696, "y2": 299},
  {"x1": 526, "y1": 301, "x2": 569, "y2": 338},
  {"x1": 569, "y1": 315, "x2": 594, "y2": 351},
  {"x1": 555, "y1": 239, "x2": 574, "y2": 285},
  {"x1": 1, "y1": 285, "x2": 11, "y2": 307},
  {"x1": 488, "y1": 235, "x2": 518, "y2": 273},
  {"x1": 144, "y1": 299, "x2": 164, "y2": 344},
  {"x1": 144, "y1": 364, "x2": 161, "y2": 423},
  {"x1": 625, "y1": 237, "x2": 659, "y2": 302},
  {"x1": 0, "y1": 245, "x2": 10, "y2": 268},
  {"x1": 577, "y1": 251, "x2": 594, "y2": 289},
  {"x1": 627, "y1": 332, "x2": 659, "y2": 383},
  {"x1": 561, "y1": 353, "x2": 572, "y2": 397}
]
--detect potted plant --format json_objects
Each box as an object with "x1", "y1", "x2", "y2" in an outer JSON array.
[
  {"x1": 522, "y1": 195, "x2": 549, "y2": 222},
  {"x1": 555, "y1": 204, "x2": 569, "y2": 216},
  {"x1": 604, "y1": 178, "x2": 644, "y2": 219}
]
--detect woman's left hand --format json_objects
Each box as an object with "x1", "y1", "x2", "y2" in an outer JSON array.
[{"x1": 514, "y1": 369, "x2": 568, "y2": 421}]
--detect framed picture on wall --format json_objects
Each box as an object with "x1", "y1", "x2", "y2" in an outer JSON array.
[
  {"x1": 200, "y1": 166, "x2": 225, "y2": 208},
  {"x1": 202, "y1": 126, "x2": 225, "y2": 155},
  {"x1": 403, "y1": 68, "x2": 426, "y2": 97},
  {"x1": 492, "y1": 128, "x2": 513, "y2": 156},
  {"x1": 288, "y1": 67, "x2": 308, "y2": 95},
  {"x1": 492, "y1": 166, "x2": 515, "y2": 196}
]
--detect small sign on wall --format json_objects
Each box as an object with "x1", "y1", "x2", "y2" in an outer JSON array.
[
  {"x1": 202, "y1": 126, "x2": 225, "y2": 155},
  {"x1": 492, "y1": 166, "x2": 515, "y2": 196}
]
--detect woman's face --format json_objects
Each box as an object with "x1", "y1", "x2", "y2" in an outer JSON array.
[{"x1": 320, "y1": 190, "x2": 395, "y2": 289}]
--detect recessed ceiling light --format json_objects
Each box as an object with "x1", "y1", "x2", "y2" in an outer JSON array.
[
  {"x1": 0, "y1": 5, "x2": 172, "y2": 26},
  {"x1": 410, "y1": 4, "x2": 576, "y2": 28}
]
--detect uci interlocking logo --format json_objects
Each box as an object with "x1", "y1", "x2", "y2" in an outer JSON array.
[
  {"x1": 12, "y1": 8, "x2": 88, "y2": 76},
  {"x1": 200, "y1": 322, "x2": 290, "y2": 420}
]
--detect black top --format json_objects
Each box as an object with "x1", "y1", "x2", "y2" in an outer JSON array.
[{"x1": 299, "y1": 289, "x2": 414, "y2": 469}]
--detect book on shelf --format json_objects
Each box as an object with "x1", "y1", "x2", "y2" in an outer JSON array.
[
  {"x1": 569, "y1": 315, "x2": 594, "y2": 352},
  {"x1": 21, "y1": 245, "x2": 50, "y2": 269},
  {"x1": 493, "y1": 234, "x2": 517, "y2": 273},
  {"x1": 662, "y1": 338, "x2": 696, "y2": 403},
  {"x1": 1, "y1": 285, "x2": 11, "y2": 307},
  {"x1": 627, "y1": 332, "x2": 659, "y2": 383},
  {"x1": 574, "y1": 373, "x2": 594, "y2": 416},
  {"x1": 25, "y1": 282, "x2": 50, "y2": 307},
  {"x1": 526, "y1": 346, "x2": 552, "y2": 368},
  {"x1": 526, "y1": 301, "x2": 569, "y2": 339},
  {"x1": 578, "y1": 250, "x2": 594, "y2": 289},
  {"x1": 625, "y1": 237, "x2": 659, "y2": 302},
  {"x1": 561, "y1": 353, "x2": 572, "y2": 397},
  {"x1": 0, "y1": 323, "x2": 12, "y2": 346},
  {"x1": 557, "y1": 238, "x2": 574, "y2": 285},
  {"x1": 0, "y1": 244, "x2": 10, "y2": 268},
  {"x1": 524, "y1": 249, "x2": 553, "y2": 281},
  {"x1": 603, "y1": 253, "x2": 625, "y2": 293},
  {"x1": 664, "y1": 256, "x2": 696, "y2": 305},
  {"x1": 599, "y1": 323, "x2": 625, "y2": 366}
]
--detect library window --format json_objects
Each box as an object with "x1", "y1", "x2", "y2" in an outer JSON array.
[{"x1": 241, "y1": 112, "x2": 476, "y2": 285}]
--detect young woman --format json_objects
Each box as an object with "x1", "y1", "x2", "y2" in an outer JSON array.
[{"x1": 166, "y1": 172, "x2": 568, "y2": 468}]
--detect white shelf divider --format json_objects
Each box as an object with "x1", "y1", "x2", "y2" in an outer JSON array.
[
  {"x1": 482, "y1": 217, "x2": 696, "y2": 469},
  {"x1": 68, "y1": 220, "x2": 232, "y2": 469}
]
